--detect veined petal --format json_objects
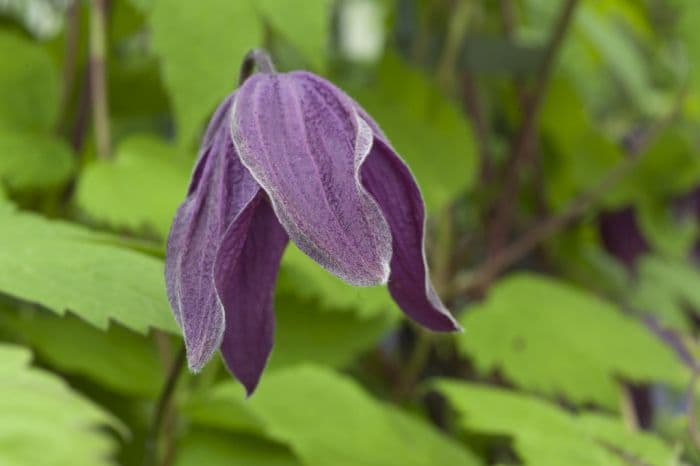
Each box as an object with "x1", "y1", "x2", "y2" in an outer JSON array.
[
  {"x1": 360, "y1": 135, "x2": 461, "y2": 332},
  {"x1": 165, "y1": 97, "x2": 261, "y2": 371},
  {"x1": 230, "y1": 71, "x2": 392, "y2": 286},
  {"x1": 215, "y1": 194, "x2": 288, "y2": 395},
  {"x1": 202, "y1": 93, "x2": 236, "y2": 154},
  {"x1": 188, "y1": 93, "x2": 237, "y2": 196}
]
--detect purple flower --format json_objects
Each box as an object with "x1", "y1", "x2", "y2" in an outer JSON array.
[{"x1": 165, "y1": 50, "x2": 461, "y2": 395}]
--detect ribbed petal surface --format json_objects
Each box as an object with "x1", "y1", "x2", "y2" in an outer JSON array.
[
  {"x1": 216, "y1": 194, "x2": 288, "y2": 395},
  {"x1": 165, "y1": 95, "x2": 261, "y2": 371},
  {"x1": 230, "y1": 71, "x2": 392, "y2": 286},
  {"x1": 360, "y1": 134, "x2": 461, "y2": 332}
]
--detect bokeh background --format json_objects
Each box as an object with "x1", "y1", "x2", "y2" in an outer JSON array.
[{"x1": 1, "y1": 0, "x2": 700, "y2": 465}]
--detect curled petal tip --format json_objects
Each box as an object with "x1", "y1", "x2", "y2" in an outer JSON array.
[
  {"x1": 187, "y1": 360, "x2": 204, "y2": 374},
  {"x1": 343, "y1": 258, "x2": 391, "y2": 287},
  {"x1": 425, "y1": 310, "x2": 463, "y2": 333},
  {"x1": 446, "y1": 317, "x2": 464, "y2": 333},
  {"x1": 242, "y1": 379, "x2": 260, "y2": 398},
  {"x1": 185, "y1": 340, "x2": 219, "y2": 374}
]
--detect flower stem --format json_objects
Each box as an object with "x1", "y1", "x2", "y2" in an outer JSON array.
[
  {"x1": 487, "y1": 0, "x2": 579, "y2": 256},
  {"x1": 144, "y1": 345, "x2": 186, "y2": 466},
  {"x1": 239, "y1": 49, "x2": 277, "y2": 85},
  {"x1": 395, "y1": 327, "x2": 433, "y2": 399},
  {"x1": 56, "y1": 0, "x2": 80, "y2": 135},
  {"x1": 89, "y1": 0, "x2": 111, "y2": 158},
  {"x1": 688, "y1": 367, "x2": 700, "y2": 452}
]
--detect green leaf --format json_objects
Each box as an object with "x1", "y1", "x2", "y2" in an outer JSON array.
[
  {"x1": 279, "y1": 247, "x2": 397, "y2": 319},
  {"x1": 249, "y1": 365, "x2": 481, "y2": 466},
  {"x1": 183, "y1": 382, "x2": 267, "y2": 434},
  {"x1": 126, "y1": 0, "x2": 152, "y2": 14},
  {"x1": 175, "y1": 430, "x2": 301, "y2": 466},
  {"x1": 435, "y1": 380, "x2": 677, "y2": 466},
  {"x1": 189, "y1": 366, "x2": 482, "y2": 466},
  {"x1": 636, "y1": 200, "x2": 697, "y2": 260},
  {"x1": 0, "y1": 344, "x2": 120, "y2": 466},
  {"x1": 151, "y1": 0, "x2": 262, "y2": 146},
  {"x1": 0, "y1": 128, "x2": 74, "y2": 192},
  {"x1": 384, "y1": 406, "x2": 483, "y2": 466},
  {"x1": 576, "y1": 414, "x2": 678, "y2": 466},
  {"x1": 0, "y1": 204, "x2": 178, "y2": 334},
  {"x1": 457, "y1": 273, "x2": 686, "y2": 409},
  {"x1": 606, "y1": 129, "x2": 700, "y2": 208},
  {"x1": 350, "y1": 54, "x2": 477, "y2": 212},
  {"x1": 0, "y1": 33, "x2": 73, "y2": 194},
  {"x1": 0, "y1": 306, "x2": 164, "y2": 397},
  {"x1": 270, "y1": 286, "x2": 392, "y2": 369},
  {"x1": 0, "y1": 31, "x2": 75, "y2": 195},
  {"x1": 75, "y1": 136, "x2": 189, "y2": 237},
  {"x1": 0, "y1": 31, "x2": 59, "y2": 132},
  {"x1": 630, "y1": 256, "x2": 700, "y2": 332},
  {"x1": 540, "y1": 78, "x2": 623, "y2": 210},
  {"x1": 256, "y1": 0, "x2": 329, "y2": 70},
  {"x1": 678, "y1": 0, "x2": 700, "y2": 119},
  {"x1": 574, "y1": 5, "x2": 665, "y2": 116}
]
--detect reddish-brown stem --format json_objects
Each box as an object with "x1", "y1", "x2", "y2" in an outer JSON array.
[
  {"x1": 89, "y1": 0, "x2": 111, "y2": 158},
  {"x1": 57, "y1": 0, "x2": 80, "y2": 134},
  {"x1": 462, "y1": 71, "x2": 493, "y2": 182},
  {"x1": 688, "y1": 368, "x2": 700, "y2": 453},
  {"x1": 144, "y1": 346, "x2": 186, "y2": 466},
  {"x1": 448, "y1": 86, "x2": 685, "y2": 300},
  {"x1": 487, "y1": 0, "x2": 580, "y2": 256}
]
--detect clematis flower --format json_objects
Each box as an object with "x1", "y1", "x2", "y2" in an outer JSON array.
[{"x1": 165, "y1": 50, "x2": 461, "y2": 395}]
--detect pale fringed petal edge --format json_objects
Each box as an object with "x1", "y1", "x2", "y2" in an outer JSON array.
[
  {"x1": 229, "y1": 74, "x2": 392, "y2": 287},
  {"x1": 359, "y1": 123, "x2": 462, "y2": 333}
]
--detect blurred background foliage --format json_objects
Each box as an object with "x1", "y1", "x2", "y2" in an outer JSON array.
[{"x1": 0, "y1": 0, "x2": 699, "y2": 464}]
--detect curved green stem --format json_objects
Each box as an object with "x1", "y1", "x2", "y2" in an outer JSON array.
[
  {"x1": 239, "y1": 49, "x2": 277, "y2": 85},
  {"x1": 144, "y1": 345, "x2": 186, "y2": 466}
]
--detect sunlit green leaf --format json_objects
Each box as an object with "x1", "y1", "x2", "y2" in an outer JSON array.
[
  {"x1": 350, "y1": 54, "x2": 477, "y2": 212},
  {"x1": 0, "y1": 344, "x2": 121, "y2": 466},
  {"x1": 0, "y1": 128, "x2": 74, "y2": 192},
  {"x1": 0, "y1": 31, "x2": 59, "y2": 131},
  {"x1": 174, "y1": 430, "x2": 301, "y2": 466},
  {"x1": 435, "y1": 380, "x2": 677, "y2": 466},
  {"x1": 256, "y1": 0, "x2": 329, "y2": 70},
  {"x1": 457, "y1": 273, "x2": 686, "y2": 409},
  {"x1": 0, "y1": 306, "x2": 164, "y2": 397},
  {"x1": 0, "y1": 204, "x2": 178, "y2": 334},
  {"x1": 75, "y1": 135, "x2": 189, "y2": 236},
  {"x1": 250, "y1": 365, "x2": 481, "y2": 466},
  {"x1": 384, "y1": 406, "x2": 483, "y2": 466},
  {"x1": 151, "y1": 0, "x2": 262, "y2": 146}
]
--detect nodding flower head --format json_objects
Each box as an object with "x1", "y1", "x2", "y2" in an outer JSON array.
[{"x1": 165, "y1": 49, "x2": 461, "y2": 395}]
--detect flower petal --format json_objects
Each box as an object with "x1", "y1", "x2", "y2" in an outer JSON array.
[
  {"x1": 165, "y1": 97, "x2": 261, "y2": 371},
  {"x1": 230, "y1": 71, "x2": 392, "y2": 286},
  {"x1": 215, "y1": 194, "x2": 288, "y2": 395},
  {"x1": 360, "y1": 136, "x2": 461, "y2": 332}
]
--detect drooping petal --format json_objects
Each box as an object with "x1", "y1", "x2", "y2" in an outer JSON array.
[
  {"x1": 201, "y1": 93, "x2": 236, "y2": 154},
  {"x1": 215, "y1": 193, "x2": 288, "y2": 395},
  {"x1": 230, "y1": 71, "x2": 392, "y2": 286},
  {"x1": 360, "y1": 135, "x2": 461, "y2": 332},
  {"x1": 165, "y1": 96, "x2": 261, "y2": 371}
]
